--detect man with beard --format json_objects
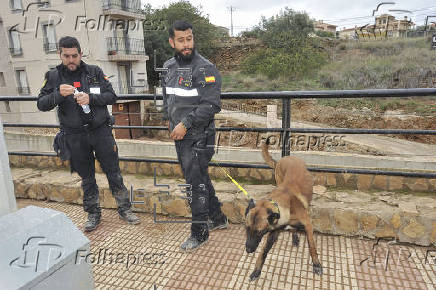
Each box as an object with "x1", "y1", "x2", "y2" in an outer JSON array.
[
  {"x1": 163, "y1": 20, "x2": 228, "y2": 251},
  {"x1": 37, "y1": 36, "x2": 140, "y2": 231}
]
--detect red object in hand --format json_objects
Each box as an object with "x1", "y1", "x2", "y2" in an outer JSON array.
[{"x1": 73, "y1": 82, "x2": 81, "y2": 88}]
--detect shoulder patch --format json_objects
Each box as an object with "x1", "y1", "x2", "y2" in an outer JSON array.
[
  {"x1": 41, "y1": 78, "x2": 47, "y2": 88},
  {"x1": 205, "y1": 76, "x2": 215, "y2": 83}
]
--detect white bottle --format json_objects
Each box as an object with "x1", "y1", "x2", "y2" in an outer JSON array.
[{"x1": 74, "y1": 88, "x2": 90, "y2": 114}]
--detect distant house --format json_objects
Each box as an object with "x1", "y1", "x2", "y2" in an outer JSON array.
[
  {"x1": 356, "y1": 14, "x2": 414, "y2": 39},
  {"x1": 314, "y1": 20, "x2": 337, "y2": 34},
  {"x1": 215, "y1": 25, "x2": 230, "y2": 37},
  {"x1": 338, "y1": 27, "x2": 357, "y2": 40}
]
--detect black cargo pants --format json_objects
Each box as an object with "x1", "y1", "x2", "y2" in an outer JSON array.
[
  {"x1": 175, "y1": 133, "x2": 224, "y2": 242},
  {"x1": 66, "y1": 125, "x2": 131, "y2": 215}
]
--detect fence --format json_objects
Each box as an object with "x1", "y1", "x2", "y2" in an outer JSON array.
[{"x1": 1, "y1": 88, "x2": 436, "y2": 178}]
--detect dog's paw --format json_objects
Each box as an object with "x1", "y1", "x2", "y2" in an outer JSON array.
[
  {"x1": 313, "y1": 263, "x2": 323, "y2": 275},
  {"x1": 292, "y1": 233, "x2": 300, "y2": 246},
  {"x1": 249, "y1": 269, "x2": 261, "y2": 281}
]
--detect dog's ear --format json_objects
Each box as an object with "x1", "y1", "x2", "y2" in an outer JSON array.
[
  {"x1": 245, "y1": 199, "x2": 256, "y2": 216},
  {"x1": 267, "y1": 209, "x2": 280, "y2": 225}
]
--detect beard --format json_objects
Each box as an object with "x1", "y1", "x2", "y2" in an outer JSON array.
[{"x1": 175, "y1": 47, "x2": 195, "y2": 62}]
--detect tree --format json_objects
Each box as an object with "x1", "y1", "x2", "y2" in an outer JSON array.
[
  {"x1": 315, "y1": 30, "x2": 335, "y2": 38},
  {"x1": 241, "y1": 8, "x2": 327, "y2": 79},
  {"x1": 143, "y1": 1, "x2": 226, "y2": 88}
]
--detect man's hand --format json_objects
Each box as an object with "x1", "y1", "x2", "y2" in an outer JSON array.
[
  {"x1": 74, "y1": 92, "x2": 90, "y2": 105},
  {"x1": 170, "y1": 122, "x2": 187, "y2": 140},
  {"x1": 59, "y1": 84, "x2": 75, "y2": 97}
]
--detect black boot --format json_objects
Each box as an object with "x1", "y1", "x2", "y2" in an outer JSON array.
[
  {"x1": 84, "y1": 213, "x2": 101, "y2": 232},
  {"x1": 119, "y1": 209, "x2": 140, "y2": 225},
  {"x1": 208, "y1": 214, "x2": 229, "y2": 231},
  {"x1": 180, "y1": 235, "x2": 208, "y2": 252}
]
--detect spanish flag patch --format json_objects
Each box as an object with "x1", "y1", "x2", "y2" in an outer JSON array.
[
  {"x1": 205, "y1": 76, "x2": 215, "y2": 83},
  {"x1": 104, "y1": 75, "x2": 109, "y2": 81}
]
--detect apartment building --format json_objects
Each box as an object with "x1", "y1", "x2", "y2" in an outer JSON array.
[{"x1": 0, "y1": 0, "x2": 148, "y2": 127}]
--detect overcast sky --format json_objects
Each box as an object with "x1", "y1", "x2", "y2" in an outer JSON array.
[{"x1": 142, "y1": 0, "x2": 436, "y2": 35}]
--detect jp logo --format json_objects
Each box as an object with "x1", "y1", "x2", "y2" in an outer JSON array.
[
  {"x1": 9, "y1": 236, "x2": 64, "y2": 272},
  {"x1": 10, "y1": 1, "x2": 65, "y2": 37}
]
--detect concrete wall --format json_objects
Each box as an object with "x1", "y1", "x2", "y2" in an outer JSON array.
[
  {"x1": 5, "y1": 131, "x2": 436, "y2": 172},
  {"x1": 0, "y1": 118, "x2": 16, "y2": 217}
]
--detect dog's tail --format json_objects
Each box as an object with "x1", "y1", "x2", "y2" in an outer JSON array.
[{"x1": 262, "y1": 136, "x2": 277, "y2": 169}]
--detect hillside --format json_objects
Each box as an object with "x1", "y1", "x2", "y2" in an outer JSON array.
[{"x1": 217, "y1": 37, "x2": 436, "y2": 145}]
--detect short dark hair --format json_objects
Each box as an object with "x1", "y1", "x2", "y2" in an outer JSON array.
[
  {"x1": 169, "y1": 20, "x2": 193, "y2": 38},
  {"x1": 58, "y1": 36, "x2": 81, "y2": 54}
]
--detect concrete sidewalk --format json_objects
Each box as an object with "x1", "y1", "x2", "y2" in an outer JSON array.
[
  {"x1": 17, "y1": 199, "x2": 436, "y2": 289},
  {"x1": 218, "y1": 109, "x2": 436, "y2": 159}
]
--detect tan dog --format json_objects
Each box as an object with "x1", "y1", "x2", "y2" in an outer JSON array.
[{"x1": 244, "y1": 137, "x2": 323, "y2": 281}]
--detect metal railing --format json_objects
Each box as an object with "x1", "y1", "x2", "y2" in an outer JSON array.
[
  {"x1": 43, "y1": 39, "x2": 58, "y2": 53},
  {"x1": 9, "y1": 47, "x2": 22, "y2": 56},
  {"x1": 111, "y1": 82, "x2": 147, "y2": 94},
  {"x1": 101, "y1": 0, "x2": 141, "y2": 13},
  {"x1": 106, "y1": 37, "x2": 145, "y2": 55},
  {"x1": 16, "y1": 87, "x2": 30, "y2": 95},
  {"x1": 1, "y1": 88, "x2": 436, "y2": 178}
]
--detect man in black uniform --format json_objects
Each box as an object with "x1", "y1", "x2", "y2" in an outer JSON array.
[
  {"x1": 163, "y1": 21, "x2": 228, "y2": 251},
  {"x1": 37, "y1": 36, "x2": 140, "y2": 231}
]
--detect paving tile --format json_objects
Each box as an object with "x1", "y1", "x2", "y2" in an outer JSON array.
[{"x1": 16, "y1": 198, "x2": 436, "y2": 289}]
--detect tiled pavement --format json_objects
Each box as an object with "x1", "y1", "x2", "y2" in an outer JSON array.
[{"x1": 17, "y1": 199, "x2": 436, "y2": 290}]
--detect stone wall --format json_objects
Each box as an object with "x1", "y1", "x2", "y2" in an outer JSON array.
[
  {"x1": 12, "y1": 167, "x2": 436, "y2": 246},
  {"x1": 8, "y1": 155, "x2": 436, "y2": 193}
]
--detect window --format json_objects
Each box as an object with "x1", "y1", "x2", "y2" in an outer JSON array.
[
  {"x1": 37, "y1": 0, "x2": 50, "y2": 8},
  {"x1": 9, "y1": 29, "x2": 22, "y2": 55},
  {"x1": 0, "y1": 72, "x2": 6, "y2": 87},
  {"x1": 16, "y1": 70, "x2": 30, "y2": 95},
  {"x1": 42, "y1": 23, "x2": 57, "y2": 53},
  {"x1": 10, "y1": 0, "x2": 22, "y2": 10}
]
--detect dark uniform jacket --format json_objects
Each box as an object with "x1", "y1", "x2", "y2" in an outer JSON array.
[
  {"x1": 37, "y1": 61, "x2": 116, "y2": 132},
  {"x1": 163, "y1": 50, "x2": 221, "y2": 139}
]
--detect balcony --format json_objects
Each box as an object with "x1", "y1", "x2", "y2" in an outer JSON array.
[
  {"x1": 9, "y1": 47, "x2": 22, "y2": 56},
  {"x1": 106, "y1": 37, "x2": 148, "y2": 61},
  {"x1": 101, "y1": 0, "x2": 145, "y2": 19},
  {"x1": 111, "y1": 82, "x2": 147, "y2": 95},
  {"x1": 17, "y1": 87, "x2": 30, "y2": 95},
  {"x1": 43, "y1": 39, "x2": 58, "y2": 53}
]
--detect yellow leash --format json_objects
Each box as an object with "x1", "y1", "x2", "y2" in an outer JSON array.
[
  {"x1": 212, "y1": 162, "x2": 280, "y2": 214},
  {"x1": 212, "y1": 161, "x2": 251, "y2": 199}
]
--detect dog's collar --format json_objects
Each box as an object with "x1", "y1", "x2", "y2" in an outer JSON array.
[{"x1": 268, "y1": 199, "x2": 280, "y2": 215}]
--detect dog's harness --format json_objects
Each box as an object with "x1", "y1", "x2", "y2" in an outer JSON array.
[{"x1": 269, "y1": 199, "x2": 281, "y2": 215}]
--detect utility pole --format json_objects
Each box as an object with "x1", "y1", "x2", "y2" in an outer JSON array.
[{"x1": 227, "y1": 6, "x2": 236, "y2": 37}]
